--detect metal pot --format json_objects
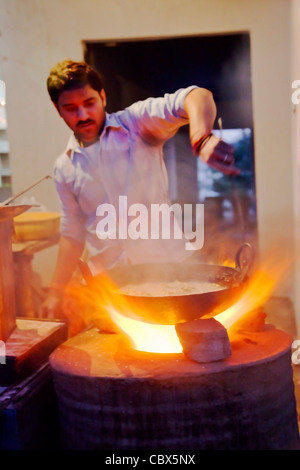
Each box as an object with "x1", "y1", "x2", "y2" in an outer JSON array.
[{"x1": 79, "y1": 243, "x2": 254, "y2": 325}]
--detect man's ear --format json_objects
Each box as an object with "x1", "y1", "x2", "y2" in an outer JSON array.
[{"x1": 100, "y1": 89, "x2": 107, "y2": 108}]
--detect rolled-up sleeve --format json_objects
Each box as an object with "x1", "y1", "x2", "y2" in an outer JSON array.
[
  {"x1": 124, "y1": 86, "x2": 198, "y2": 145},
  {"x1": 53, "y1": 164, "x2": 86, "y2": 243}
]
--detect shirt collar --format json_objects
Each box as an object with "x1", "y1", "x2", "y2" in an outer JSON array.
[{"x1": 66, "y1": 113, "x2": 122, "y2": 159}]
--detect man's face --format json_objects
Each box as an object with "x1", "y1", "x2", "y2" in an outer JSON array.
[{"x1": 56, "y1": 84, "x2": 107, "y2": 146}]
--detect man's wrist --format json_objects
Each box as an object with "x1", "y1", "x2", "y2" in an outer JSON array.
[
  {"x1": 46, "y1": 285, "x2": 65, "y2": 299},
  {"x1": 192, "y1": 132, "x2": 213, "y2": 154}
]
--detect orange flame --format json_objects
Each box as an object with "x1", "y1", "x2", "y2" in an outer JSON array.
[
  {"x1": 107, "y1": 306, "x2": 183, "y2": 353},
  {"x1": 92, "y1": 273, "x2": 183, "y2": 353},
  {"x1": 64, "y1": 272, "x2": 183, "y2": 353},
  {"x1": 214, "y1": 270, "x2": 274, "y2": 335},
  {"x1": 64, "y1": 253, "x2": 290, "y2": 353},
  {"x1": 214, "y1": 256, "x2": 290, "y2": 338}
]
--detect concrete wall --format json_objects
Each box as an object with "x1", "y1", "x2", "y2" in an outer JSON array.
[
  {"x1": 0, "y1": 0, "x2": 296, "y2": 309},
  {"x1": 291, "y1": 0, "x2": 300, "y2": 334}
]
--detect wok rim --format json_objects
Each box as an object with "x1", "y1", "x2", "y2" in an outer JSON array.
[{"x1": 95, "y1": 261, "x2": 243, "y2": 300}]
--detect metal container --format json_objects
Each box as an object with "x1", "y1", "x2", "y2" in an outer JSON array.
[{"x1": 80, "y1": 243, "x2": 255, "y2": 324}]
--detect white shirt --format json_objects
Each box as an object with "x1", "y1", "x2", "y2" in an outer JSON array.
[{"x1": 53, "y1": 86, "x2": 198, "y2": 274}]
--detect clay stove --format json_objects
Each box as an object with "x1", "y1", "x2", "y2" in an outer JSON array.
[{"x1": 50, "y1": 312, "x2": 300, "y2": 450}]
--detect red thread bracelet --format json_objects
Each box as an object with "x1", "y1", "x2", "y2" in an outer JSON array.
[{"x1": 192, "y1": 133, "x2": 213, "y2": 155}]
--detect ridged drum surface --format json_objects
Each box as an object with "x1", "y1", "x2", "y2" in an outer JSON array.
[{"x1": 50, "y1": 328, "x2": 300, "y2": 450}]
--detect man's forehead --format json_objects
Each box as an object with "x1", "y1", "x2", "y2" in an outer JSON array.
[{"x1": 58, "y1": 84, "x2": 99, "y2": 105}]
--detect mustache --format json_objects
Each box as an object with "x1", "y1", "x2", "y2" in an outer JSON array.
[{"x1": 76, "y1": 119, "x2": 95, "y2": 127}]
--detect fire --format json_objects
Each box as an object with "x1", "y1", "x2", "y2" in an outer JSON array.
[
  {"x1": 107, "y1": 306, "x2": 183, "y2": 353},
  {"x1": 103, "y1": 255, "x2": 289, "y2": 351},
  {"x1": 221, "y1": 259, "x2": 236, "y2": 268},
  {"x1": 214, "y1": 269, "x2": 274, "y2": 336},
  {"x1": 65, "y1": 270, "x2": 183, "y2": 353},
  {"x1": 93, "y1": 273, "x2": 183, "y2": 353},
  {"x1": 214, "y1": 256, "x2": 290, "y2": 338},
  {"x1": 65, "y1": 252, "x2": 290, "y2": 354}
]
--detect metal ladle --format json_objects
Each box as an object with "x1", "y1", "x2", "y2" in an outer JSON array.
[{"x1": 0, "y1": 175, "x2": 52, "y2": 206}]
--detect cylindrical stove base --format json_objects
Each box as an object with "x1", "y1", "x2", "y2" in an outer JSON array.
[{"x1": 50, "y1": 327, "x2": 300, "y2": 450}]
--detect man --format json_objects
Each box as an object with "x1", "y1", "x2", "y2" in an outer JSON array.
[{"x1": 40, "y1": 59, "x2": 237, "y2": 318}]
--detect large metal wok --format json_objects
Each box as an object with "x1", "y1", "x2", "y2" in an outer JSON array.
[{"x1": 79, "y1": 243, "x2": 254, "y2": 325}]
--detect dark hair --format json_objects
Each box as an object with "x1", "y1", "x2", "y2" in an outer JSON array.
[{"x1": 47, "y1": 59, "x2": 104, "y2": 106}]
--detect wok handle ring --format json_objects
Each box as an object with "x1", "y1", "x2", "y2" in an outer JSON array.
[{"x1": 235, "y1": 242, "x2": 255, "y2": 281}]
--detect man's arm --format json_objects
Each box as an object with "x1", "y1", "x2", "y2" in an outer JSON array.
[
  {"x1": 123, "y1": 86, "x2": 198, "y2": 144},
  {"x1": 184, "y1": 87, "x2": 239, "y2": 175},
  {"x1": 39, "y1": 235, "x2": 84, "y2": 318},
  {"x1": 50, "y1": 235, "x2": 84, "y2": 290},
  {"x1": 183, "y1": 87, "x2": 217, "y2": 144}
]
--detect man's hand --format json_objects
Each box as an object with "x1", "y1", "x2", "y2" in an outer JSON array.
[
  {"x1": 196, "y1": 134, "x2": 240, "y2": 176},
  {"x1": 183, "y1": 88, "x2": 240, "y2": 176},
  {"x1": 38, "y1": 291, "x2": 63, "y2": 319},
  {"x1": 37, "y1": 235, "x2": 84, "y2": 319}
]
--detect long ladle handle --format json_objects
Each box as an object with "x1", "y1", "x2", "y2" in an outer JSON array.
[{"x1": 1, "y1": 175, "x2": 52, "y2": 206}]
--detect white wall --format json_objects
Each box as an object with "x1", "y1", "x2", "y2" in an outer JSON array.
[
  {"x1": 291, "y1": 0, "x2": 300, "y2": 334},
  {"x1": 0, "y1": 0, "x2": 296, "y2": 306}
]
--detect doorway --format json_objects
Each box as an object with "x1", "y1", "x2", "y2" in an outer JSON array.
[{"x1": 84, "y1": 33, "x2": 256, "y2": 261}]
